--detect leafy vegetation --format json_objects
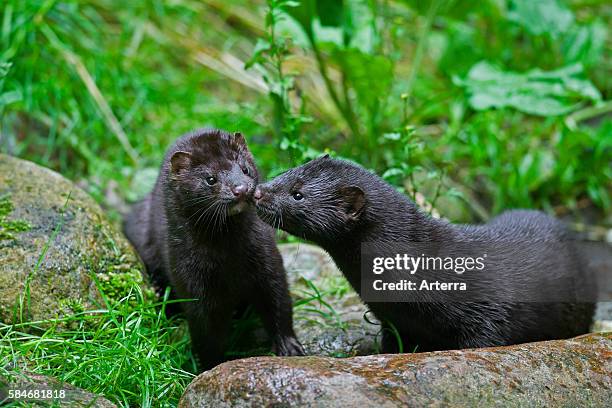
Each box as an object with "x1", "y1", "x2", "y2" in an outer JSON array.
[
  {"x1": 1, "y1": 0, "x2": 609, "y2": 219},
  {"x1": 0, "y1": 0, "x2": 610, "y2": 406}
]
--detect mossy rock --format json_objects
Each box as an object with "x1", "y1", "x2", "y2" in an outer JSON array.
[{"x1": 0, "y1": 154, "x2": 151, "y2": 324}]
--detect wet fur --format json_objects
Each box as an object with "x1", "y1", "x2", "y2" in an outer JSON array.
[
  {"x1": 124, "y1": 129, "x2": 303, "y2": 370},
  {"x1": 255, "y1": 156, "x2": 595, "y2": 352}
]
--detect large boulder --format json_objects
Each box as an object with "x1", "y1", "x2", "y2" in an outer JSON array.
[
  {"x1": 279, "y1": 243, "x2": 380, "y2": 357},
  {"x1": 0, "y1": 154, "x2": 150, "y2": 324},
  {"x1": 180, "y1": 332, "x2": 611, "y2": 407}
]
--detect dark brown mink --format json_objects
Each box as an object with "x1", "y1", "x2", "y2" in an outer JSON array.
[
  {"x1": 254, "y1": 156, "x2": 596, "y2": 353},
  {"x1": 123, "y1": 128, "x2": 304, "y2": 370}
]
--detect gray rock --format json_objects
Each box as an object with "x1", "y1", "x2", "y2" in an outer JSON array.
[
  {"x1": 279, "y1": 243, "x2": 380, "y2": 357},
  {"x1": 1, "y1": 372, "x2": 116, "y2": 407},
  {"x1": 0, "y1": 154, "x2": 151, "y2": 324},
  {"x1": 180, "y1": 332, "x2": 611, "y2": 407}
]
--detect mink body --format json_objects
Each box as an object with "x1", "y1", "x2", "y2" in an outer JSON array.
[
  {"x1": 254, "y1": 156, "x2": 595, "y2": 352},
  {"x1": 124, "y1": 129, "x2": 303, "y2": 370}
]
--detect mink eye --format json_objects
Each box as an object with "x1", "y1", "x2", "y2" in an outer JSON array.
[
  {"x1": 242, "y1": 166, "x2": 249, "y2": 176},
  {"x1": 292, "y1": 192, "x2": 303, "y2": 201},
  {"x1": 205, "y1": 176, "x2": 217, "y2": 185}
]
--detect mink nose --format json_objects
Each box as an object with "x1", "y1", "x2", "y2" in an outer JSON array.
[
  {"x1": 254, "y1": 188, "x2": 262, "y2": 200},
  {"x1": 232, "y1": 184, "x2": 248, "y2": 197}
]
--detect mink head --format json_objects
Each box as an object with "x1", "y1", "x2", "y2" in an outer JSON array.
[
  {"x1": 168, "y1": 129, "x2": 259, "y2": 224},
  {"x1": 254, "y1": 155, "x2": 366, "y2": 242}
]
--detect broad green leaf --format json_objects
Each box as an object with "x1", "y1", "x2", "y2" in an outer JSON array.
[
  {"x1": 454, "y1": 61, "x2": 602, "y2": 116},
  {"x1": 282, "y1": 0, "x2": 375, "y2": 53},
  {"x1": 343, "y1": 0, "x2": 375, "y2": 53},
  {"x1": 507, "y1": 0, "x2": 574, "y2": 37}
]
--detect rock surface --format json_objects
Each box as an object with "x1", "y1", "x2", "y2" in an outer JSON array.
[
  {"x1": 0, "y1": 154, "x2": 149, "y2": 324},
  {"x1": 180, "y1": 332, "x2": 611, "y2": 407},
  {"x1": 1, "y1": 372, "x2": 116, "y2": 407},
  {"x1": 279, "y1": 243, "x2": 380, "y2": 357}
]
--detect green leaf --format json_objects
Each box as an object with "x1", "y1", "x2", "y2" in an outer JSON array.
[
  {"x1": 507, "y1": 0, "x2": 574, "y2": 37},
  {"x1": 383, "y1": 132, "x2": 401, "y2": 141},
  {"x1": 455, "y1": 61, "x2": 602, "y2": 116},
  {"x1": 561, "y1": 21, "x2": 606, "y2": 67},
  {"x1": 244, "y1": 39, "x2": 271, "y2": 69},
  {"x1": 343, "y1": 0, "x2": 376, "y2": 53},
  {"x1": 276, "y1": 10, "x2": 311, "y2": 48}
]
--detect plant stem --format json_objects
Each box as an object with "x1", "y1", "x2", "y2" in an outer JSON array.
[
  {"x1": 310, "y1": 39, "x2": 362, "y2": 141},
  {"x1": 565, "y1": 100, "x2": 612, "y2": 130},
  {"x1": 403, "y1": 0, "x2": 441, "y2": 102}
]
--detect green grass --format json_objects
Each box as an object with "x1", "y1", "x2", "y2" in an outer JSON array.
[{"x1": 1, "y1": 286, "x2": 196, "y2": 407}]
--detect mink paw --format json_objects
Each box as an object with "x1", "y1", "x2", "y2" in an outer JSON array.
[{"x1": 274, "y1": 336, "x2": 306, "y2": 356}]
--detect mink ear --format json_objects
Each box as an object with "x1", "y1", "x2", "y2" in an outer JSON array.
[
  {"x1": 339, "y1": 186, "x2": 365, "y2": 220},
  {"x1": 320, "y1": 154, "x2": 330, "y2": 159},
  {"x1": 170, "y1": 151, "x2": 192, "y2": 174}
]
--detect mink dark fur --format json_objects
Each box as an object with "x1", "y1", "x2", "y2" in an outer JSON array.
[
  {"x1": 254, "y1": 156, "x2": 596, "y2": 352},
  {"x1": 124, "y1": 129, "x2": 304, "y2": 370}
]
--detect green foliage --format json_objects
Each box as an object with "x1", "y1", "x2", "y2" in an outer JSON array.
[
  {"x1": 247, "y1": 0, "x2": 318, "y2": 167},
  {"x1": 508, "y1": 0, "x2": 575, "y2": 36},
  {"x1": 2, "y1": 0, "x2": 609, "y2": 219},
  {"x1": 455, "y1": 62, "x2": 601, "y2": 116},
  {"x1": 441, "y1": 111, "x2": 612, "y2": 213},
  {"x1": 248, "y1": 0, "x2": 610, "y2": 216}
]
